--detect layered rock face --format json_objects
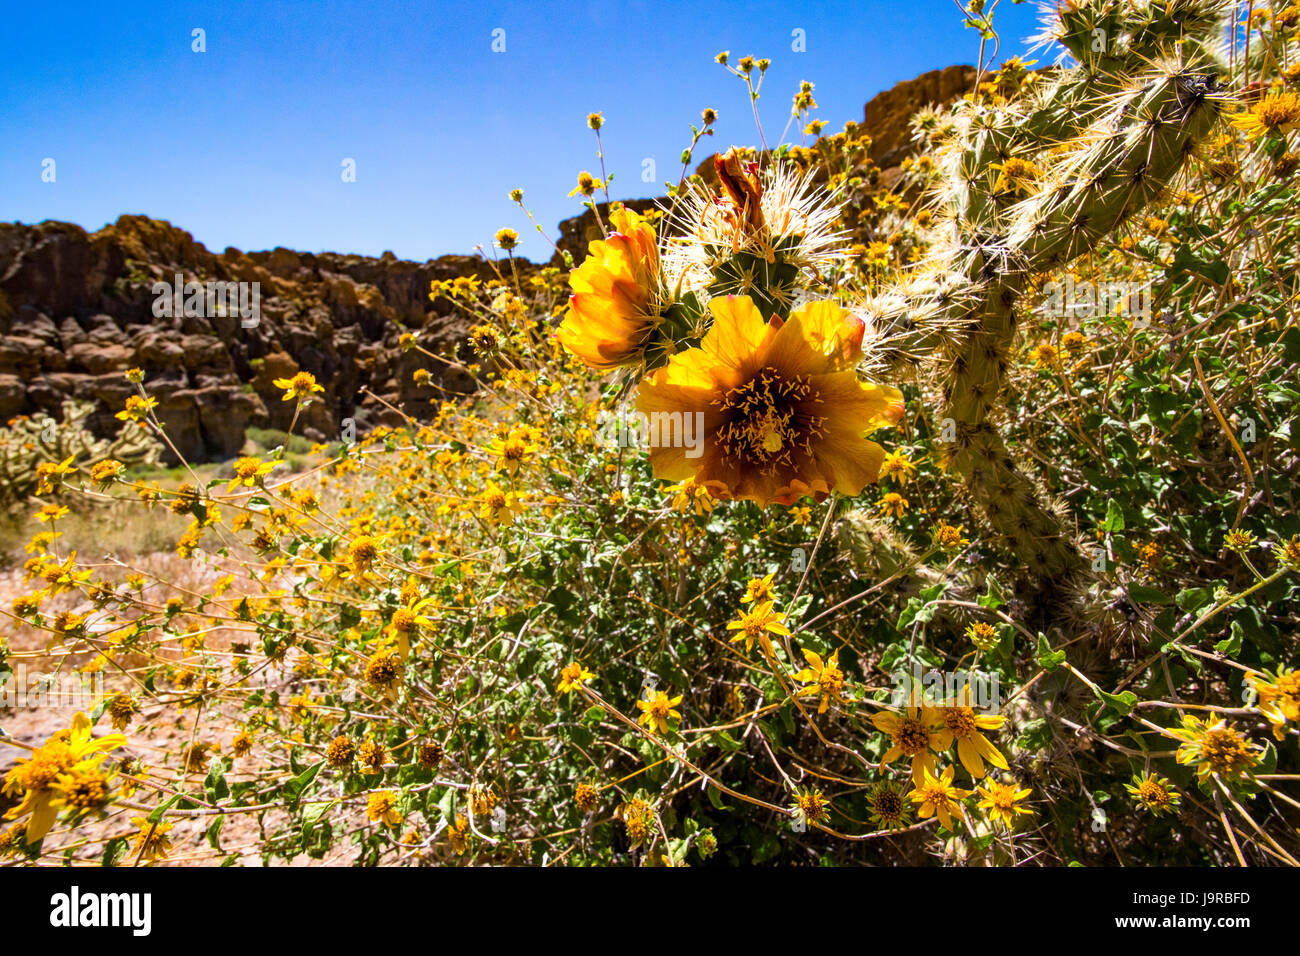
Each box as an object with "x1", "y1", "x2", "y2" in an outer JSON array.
[
  {"x1": 0, "y1": 68, "x2": 979, "y2": 463},
  {"x1": 0, "y1": 216, "x2": 503, "y2": 463}
]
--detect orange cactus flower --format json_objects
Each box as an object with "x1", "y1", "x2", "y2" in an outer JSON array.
[
  {"x1": 634, "y1": 294, "x2": 903, "y2": 506},
  {"x1": 557, "y1": 206, "x2": 661, "y2": 371}
]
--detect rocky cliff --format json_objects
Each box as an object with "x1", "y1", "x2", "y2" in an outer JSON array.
[
  {"x1": 862, "y1": 64, "x2": 978, "y2": 170},
  {"x1": 0, "y1": 216, "x2": 509, "y2": 463}
]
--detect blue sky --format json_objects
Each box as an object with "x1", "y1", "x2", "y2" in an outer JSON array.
[{"x1": 0, "y1": 0, "x2": 1044, "y2": 263}]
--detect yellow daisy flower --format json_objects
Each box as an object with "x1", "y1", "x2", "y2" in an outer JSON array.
[
  {"x1": 272, "y1": 371, "x2": 324, "y2": 403},
  {"x1": 115, "y1": 394, "x2": 157, "y2": 422},
  {"x1": 227, "y1": 456, "x2": 275, "y2": 493},
  {"x1": 1125, "y1": 772, "x2": 1181, "y2": 817},
  {"x1": 35, "y1": 456, "x2": 77, "y2": 495},
  {"x1": 934, "y1": 686, "x2": 1008, "y2": 780},
  {"x1": 976, "y1": 779, "x2": 1033, "y2": 829},
  {"x1": 792, "y1": 647, "x2": 847, "y2": 714},
  {"x1": 1168, "y1": 714, "x2": 1259, "y2": 783},
  {"x1": 1251, "y1": 667, "x2": 1300, "y2": 740},
  {"x1": 366, "y1": 790, "x2": 403, "y2": 828},
  {"x1": 908, "y1": 765, "x2": 972, "y2": 831},
  {"x1": 664, "y1": 476, "x2": 723, "y2": 515},
  {"x1": 878, "y1": 450, "x2": 917, "y2": 485},
  {"x1": 2, "y1": 713, "x2": 127, "y2": 843},
  {"x1": 871, "y1": 688, "x2": 944, "y2": 785},
  {"x1": 740, "y1": 572, "x2": 777, "y2": 605},
  {"x1": 478, "y1": 480, "x2": 526, "y2": 526},
  {"x1": 557, "y1": 661, "x2": 594, "y2": 695},
  {"x1": 1231, "y1": 90, "x2": 1300, "y2": 140},
  {"x1": 486, "y1": 431, "x2": 540, "y2": 476},
  {"x1": 877, "y1": 492, "x2": 909, "y2": 519},
  {"x1": 129, "y1": 815, "x2": 174, "y2": 863},
  {"x1": 567, "y1": 170, "x2": 604, "y2": 197},
  {"x1": 726, "y1": 600, "x2": 791, "y2": 655},
  {"x1": 636, "y1": 689, "x2": 683, "y2": 735}
]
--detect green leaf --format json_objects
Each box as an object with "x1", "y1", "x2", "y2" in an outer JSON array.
[
  {"x1": 101, "y1": 837, "x2": 128, "y2": 867},
  {"x1": 282, "y1": 760, "x2": 324, "y2": 805},
  {"x1": 147, "y1": 792, "x2": 181, "y2": 824},
  {"x1": 1169, "y1": 243, "x2": 1230, "y2": 284},
  {"x1": 1036, "y1": 634, "x2": 1067, "y2": 671},
  {"x1": 706, "y1": 783, "x2": 732, "y2": 811},
  {"x1": 1127, "y1": 584, "x2": 1170, "y2": 605},
  {"x1": 1100, "y1": 498, "x2": 1126, "y2": 533},
  {"x1": 1015, "y1": 718, "x2": 1051, "y2": 750},
  {"x1": 1214, "y1": 620, "x2": 1244, "y2": 657},
  {"x1": 897, "y1": 596, "x2": 937, "y2": 630},
  {"x1": 437, "y1": 787, "x2": 456, "y2": 822},
  {"x1": 977, "y1": 578, "x2": 1006, "y2": 611},
  {"x1": 303, "y1": 800, "x2": 336, "y2": 826},
  {"x1": 204, "y1": 759, "x2": 230, "y2": 802},
  {"x1": 919, "y1": 582, "x2": 950, "y2": 602},
  {"x1": 712, "y1": 730, "x2": 743, "y2": 752},
  {"x1": 206, "y1": 815, "x2": 225, "y2": 851},
  {"x1": 778, "y1": 702, "x2": 796, "y2": 736},
  {"x1": 1094, "y1": 688, "x2": 1139, "y2": 717},
  {"x1": 1175, "y1": 587, "x2": 1212, "y2": 613},
  {"x1": 1161, "y1": 641, "x2": 1203, "y2": 675},
  {"x1": 1257, "y1": 739, "x2": 1278, "y2": 776}
]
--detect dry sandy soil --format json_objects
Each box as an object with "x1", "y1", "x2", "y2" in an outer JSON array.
[{"x1": 0, "y1": 547, "x2": 364, "y2": 866}]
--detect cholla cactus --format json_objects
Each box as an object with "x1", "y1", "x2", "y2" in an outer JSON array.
[
  {"x1": 861, "y1": 0, "x2": 1230, "y2": 580},
  {"x1": 836, "y1": 509, "x2": 919, "y2": 579},
  {"x1": 0, "y1": 400, "x2": 162, "y2": 508}
]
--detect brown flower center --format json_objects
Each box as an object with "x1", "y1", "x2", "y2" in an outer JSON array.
[
  {"x1": 921, "y1": 781, "x2": 950, "y2": 804},
  {"x1": 715, "y1": 368, "x2": 824, "y2": 475},
  {"x1": 987, "y1": 785, "x2": 1017, "y2": 810},
  {"x1": 1137, "y1": 779, "x2": 1169, "y2": 807},
  {"x1": 943, "y1": 707, "x2": 978, "y2": 740},
  {"x1": 63, "y1": 773, "x2": 109, "y2": 811},
  {"x1": 796, "y1": 791, "x2": 829, "y2": 822},
  {"x1": 1202, "y1": 728, "x2": 1253, "y2": 774},
  {"x1": 872, "y1": 789, "x2": 904, "y2": 818},
  {"x1": 895, "y1": 717, "x2": 931, "y2": 756}
]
